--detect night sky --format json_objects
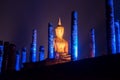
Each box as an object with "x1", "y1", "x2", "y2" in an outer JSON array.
[{"x1": 0, "y1": 0, "x2": 120, "y2": 60}]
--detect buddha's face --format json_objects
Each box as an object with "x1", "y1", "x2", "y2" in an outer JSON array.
[{"x1": 55, "y1": 27, "x2": 64, "y2": 39}]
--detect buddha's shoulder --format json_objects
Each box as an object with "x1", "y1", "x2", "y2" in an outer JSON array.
[{"x1": 63, "y1": 39, "x2": 68, "y2": 43}]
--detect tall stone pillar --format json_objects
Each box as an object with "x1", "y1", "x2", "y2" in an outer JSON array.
[
  {"x1": 71, "y1": 11, "x2": 79, "y2": 61},
  {"x1": 22, "y1": 47, "x2": 27, "y2": 63},
  {"x1": 48, "y1": 22, "x2": 54, "y2": 59},
  {"x1": 15, "y1": 51, "x2": 20, "y2": 71},
  {"x1": 21, "y1": 47, "x2": 27, "y2": 68},
  {"x1": 39, "y1": 46, "x2": 45, "y2": 61},
  {"x1": 106, "y1": 0, "x2": 116, "y2": 54},
  {"x1": 8, "y1": 44, "x2": 16, "y2": 72},
  {"x1": 90, "y1": 28, "x2": 96, "y2": 57},
  {"x1": 115, "y1": 21, "x2": 120, "y2": 53},
  {"x1": 2, "y1": 43, "x2": 16, "y2": 72},
  {"x1": 30, "y1": 29, "x2": 37, "y2": 62},
  {"x1": 2, "y1": 42, "x2": 9, "y2": 73},
  {"x1": 0, "y1": 41, "x2": 3, "y2": 73}
]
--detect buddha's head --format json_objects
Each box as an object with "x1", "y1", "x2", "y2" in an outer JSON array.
[{"x1": 55, "y1": 18, "x2": 64, "y2": 39}]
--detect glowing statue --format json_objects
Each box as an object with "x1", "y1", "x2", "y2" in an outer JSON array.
[{"x1": 54, "y1": 18, "x2": 69, "y2": 59}]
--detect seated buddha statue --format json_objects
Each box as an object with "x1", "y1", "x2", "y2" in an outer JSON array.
[{"x1": 54, "y1": 18, "x2": 70, "y2": 60}]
